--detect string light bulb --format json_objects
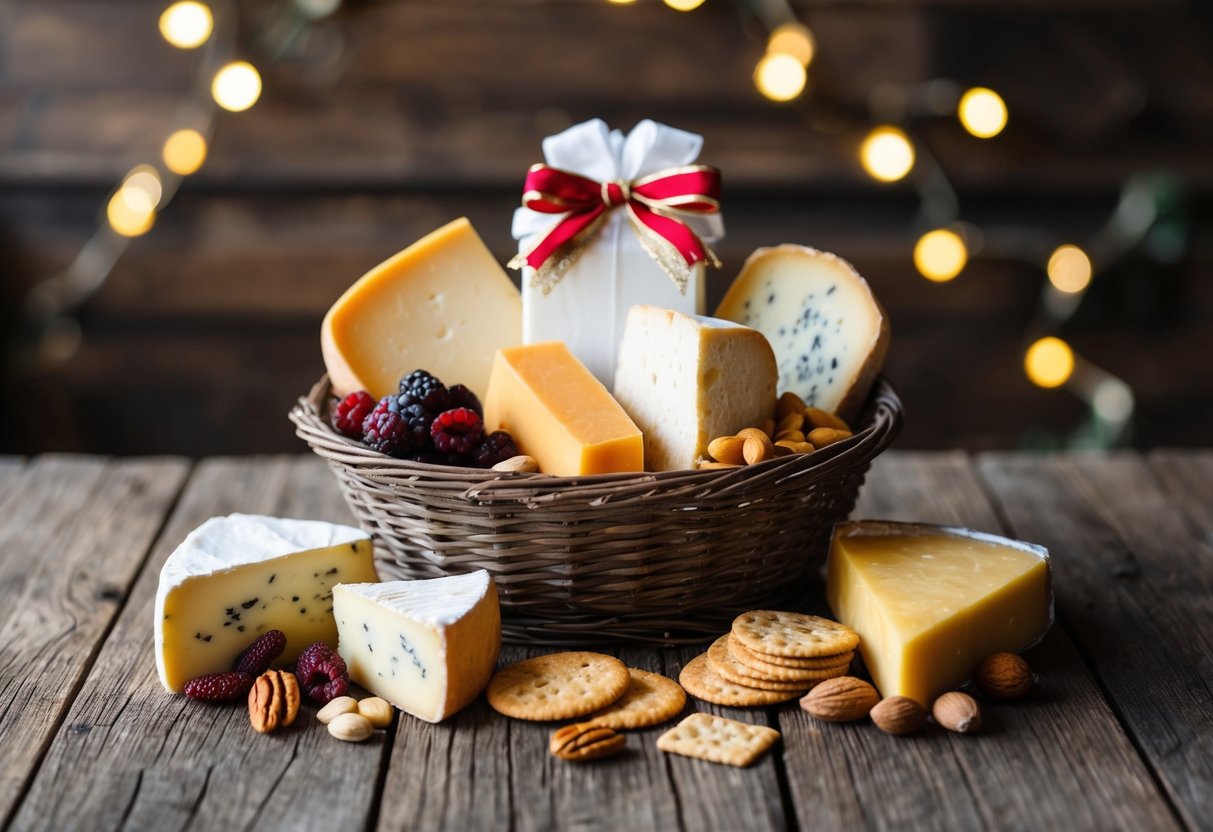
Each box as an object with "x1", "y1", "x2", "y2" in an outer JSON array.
[
  {"x1": 106, "y1": 188, "x2": 156, "y2": 237},
  {"x1": 754, "y1": 53, "x2": 807, "y2": 102},
  {"x1": 605, "y1": 0, "x2": 637, "y2": 4},
  {"x1": 212, "y1": 61, "x2": 262, "y2": 112},
  {"x1": 663, "y1": 0, "x2": 706, "y2": 9},
  {"x1": 766, "y1": 22, "x2": 815, "y2": 66},
  {"x1": 914, "y1": 229, "x2": 968, "y2": 282},
  {"x1": 1025, "y1": 337, "x2": 1075, "y2": 388},
  {"x1": 860, "y1": 126, "x2": 915, "y2": 182},
  {"x1": 163, "y1": 129, "x2": 208, "y2": 175},
  {"x1": 1047, "y1": 244, "x2": 1093, "y2": 293},
  {"x1": 158, "y1": 2, "x2": 213, "y2": 49},
  {"x1": 958, "y1": 87, "x2": 1007, "y2": 139}
]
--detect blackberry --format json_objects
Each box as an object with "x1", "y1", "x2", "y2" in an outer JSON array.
[
  {"x1": 392, "y1": 396, "x2": 434, "y2": 446},
  {"x1": 398, "y1": 369, "x2": 450, "y2": 413},
  {"x1": 362, "y1": 397, "x2": 414, "y2": 456},
  {"x1": 430, "y1": 408, "x2": 484, "y2": 456},
  {"x1": 332, "y1": 391, "x2": 375, "y2": 438},
  {"x1": 447, "y1": 384, "x2": 482, "y2": 417},
  {"x1": 473, "y1": 430, "x2": 520, "y2": 468}
]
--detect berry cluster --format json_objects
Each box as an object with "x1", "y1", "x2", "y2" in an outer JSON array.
[{"x1": 331, "y1": 369, "x2": 519, "y2": 467}]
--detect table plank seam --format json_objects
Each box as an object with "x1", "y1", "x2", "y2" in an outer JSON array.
[
  {"x1": 363, "y1": 716, "x2": 398, "y2": 832},
  {"x1": 767, "y1": 705, "x2": 802, "y2": 832},
  {"x1": 660, "y1": 752, "x2": 687, "y2": 832}
]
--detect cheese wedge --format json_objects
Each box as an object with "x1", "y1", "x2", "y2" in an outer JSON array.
[
  {"x1": 155, "y1": 514, "x2": 377, "y2": 692},
  {"x1": 613, "y1": 305, "x2": 777, "y2": 471},
  {"x1": 322, "y1": 217, "x2": 522, "y2": 399},
  {"x1": 483, "y1": 341, "x2": 643, "y2": 476},
  {"x1": 715, "y1": 245, "x2": 889, "y2": 422},
  {"x1": 333, "y1": 571, "x2": 501, "y2": 723},
  {"x1": 826, "y1": 521, "x2": 1052, "y2": 706}
]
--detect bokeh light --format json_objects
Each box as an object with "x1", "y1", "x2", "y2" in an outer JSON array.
[
  {"x1": 914, "y1": 229, "x2": 968, "y2": 282},
  {"x1": 1025, "y1": 337, "x2": 1075, "y2": 388},
  {"x1": 860, "y1": 126, "x2": 915, "y2": 182},
  {"x1": 1047, "y1": 244, "x2": 1093, "y2": 293},
  {"x1": 106, "y1": 188, "x2": 156, "y2": 237},
  {"x1": 766, "y1": 22, "x2": 815, "y2": 66},
  {"x1": 958, "y1": 87, "x2": 1007, "y2": 139},
  {"x1": 158, "y1": 2, "x2": 213, "y2": 49},
  {"x1": 163, "y1": 129, "x2": 208, "y2": 175},
  {"x1": 212, "y1": 61, "x2": 262, "y2": 112},
  {"x1": 663, "y1": 0, "x2": 706, "y2": 10},
  {"x1": 754, "y1": 53, "x2": 807, "y2": 102}
]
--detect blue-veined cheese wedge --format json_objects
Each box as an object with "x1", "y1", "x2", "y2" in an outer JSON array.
[
  {"x1": 334, "y1": 571, "x2": 501, "y2": 723},
  {"x1": 154, "y1": 513, "x2": 376, "y2": 692}
]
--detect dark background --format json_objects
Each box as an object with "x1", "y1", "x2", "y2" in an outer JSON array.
[{"x1": 2, "y1": 0, "x2": 1211, "y2": 456}]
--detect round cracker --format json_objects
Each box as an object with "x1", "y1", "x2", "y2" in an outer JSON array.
[
  {"x1": 731, "y1": 611, "x2": 859, "y2": 659},
  {"x1": 678, "y1": 653, "x2": 802, "y2": 707},
  {"x1": 729, "y1": 638, "x2": 855, "y2": 670},
  {"x1": 706, "y1": 637, "x2": 817, "y2": 691},
  {"x1": 584, "y1": 668, "x2": 686, "y2": 730},
  {"x1": 487, "y1": 652, "x2": 630, "y2": 721},
  {"x1": 729, "y1": 640, "x2": 854, "y2": 680}
]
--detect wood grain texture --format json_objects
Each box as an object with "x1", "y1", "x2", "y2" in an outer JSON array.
[
  {"x1": 8, "y1": 456, "x2": 390, "y2": 832},
  {"x1": 376, "y1": 645, "x2": 787, "y2": 832},
  {"x1": 0, "y1": 455, "x2": 189, "y2": 829},
  {"x1": 774, "y1": 452, "x2": 1180, "y2": 831},
  {"x1": 1149, "y1": 449, "x2": 1213, "y2": 540},
  {"x1": 978, "y1": 452, "x2": 1212, "y2": 830}
]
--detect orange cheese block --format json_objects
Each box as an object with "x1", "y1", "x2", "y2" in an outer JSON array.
[
  {"x1": 321, "y1": 218, "x2": 522, "y2": 400},
  {"x1": 484, "y1": 342, "x2": 644, "y2": 476}
]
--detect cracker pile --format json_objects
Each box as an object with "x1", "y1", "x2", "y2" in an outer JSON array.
[{"x1": 680, "y1": 611, "x2": 859, "y2": 706}]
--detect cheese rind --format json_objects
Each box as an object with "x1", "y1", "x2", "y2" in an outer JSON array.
[
  {"x1": 155, "y1": 514, "x2": 377, "y2": 692},
  {"x1": 826, "y1": 521, "x2": 1052, "y2": 706},
  {"x1": 483, "y1": 341, "x2": 643, "y2": 476},
  {"x1": 333, "y1": 571, "x2": 501, "y2": 723},
  {"x1": 613, "y1": 305, "x2": 777, "y2": 471},
  {"x1": 715, "y1": 245, "x2": 889, "y2": 422},
  {"x1": 322, "y1": 217, "x2": 522, "y2": 399}
]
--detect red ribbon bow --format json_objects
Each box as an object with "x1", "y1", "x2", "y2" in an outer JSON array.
[{"x1": 509, "y1": 163, "x2": 722, "y2": 294}]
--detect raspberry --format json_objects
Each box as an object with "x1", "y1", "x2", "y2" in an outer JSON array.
[
  {"x1": 447, "y1": 384, "x2": 482, "y2": 417},
  {"x1": 398, "y1": 369, "x2": 450, "y2": 412},
  {"x1": 232, "y1": 629, "x2": 287, "y2": 676},
  {"x1": 431, "y1": 408, "x2": 484, "y2": 456},
  {"x1": 296, "y1": 642, "x2": 349, "y2": 705},
  {"x1": 473, "y1": 430, "x2": 520, "y2": 468},
  {"x1": 331, "y1": 391, "x2": 375, "y2": 438},
  {"x1": 183, "y1": 671, "x2": 254, "y2": 702},
  {"x1": 362, "y1": 397, "x2": 414, "y2": 456}
]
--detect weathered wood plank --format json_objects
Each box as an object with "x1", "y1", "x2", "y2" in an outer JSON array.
[
  {"x1": 0, "y1": 454, "x2": 189, "y2": 829},
  {"x1": 376, "y1": 644, "x2": 787, "y2": 832},
  {"x1": 775, "y1": 452, "x2": 1180, "y2": 831},
  {"x1": 978, "y1": 452, "x2": 1213, "y2": 830},
  {"x1": 0, "y1": 457, "x2": 24, "y2": 478},
  {"x1": 9, "y1": 456, "x2": 390, "y2": 832},
  {"x1": 1149, "y1": 449, "x2": 1213, "y2": 542}
]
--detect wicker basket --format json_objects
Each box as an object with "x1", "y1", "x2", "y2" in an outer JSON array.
[{"x1": 290, "y1": 375, "x2": 902, "y2": 645}]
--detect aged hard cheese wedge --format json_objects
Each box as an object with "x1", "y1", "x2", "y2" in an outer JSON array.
[
  {"x1": 613, "y1": 305, "x2": 777, "y2": 471},
  {"x1": 155, "y1": 514, "x2": 376, "y2": 692},
  {"x1": 484, "y1": 341, "x2": 643, "y2": 475},
  {"x1": 322, "y1": 218, "x2": 522, "y2": 399},
  {"x1": 715, "y1": 245, "x2": 889, "y2": 422},
  {"x1": 826, "y1": 521, "x2": 1052, "y2": 707},
  {"x1": 333, "y1": 571, "x2": 501, "y2": 723}
]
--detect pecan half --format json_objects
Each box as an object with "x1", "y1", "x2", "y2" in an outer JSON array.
[
  {"x1": 549, "y1": 722, "x2": 626, "y2": 762},
  {"x1": 248, "y1": 669, "x2": 301, "y2": 734}
]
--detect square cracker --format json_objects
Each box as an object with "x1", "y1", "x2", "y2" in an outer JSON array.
[{"x1": 656, "y1": 713, "x2": 780, "y2": 767}]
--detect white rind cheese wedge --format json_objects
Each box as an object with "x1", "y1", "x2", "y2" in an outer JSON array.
[
  {"x1": 715, "y1": 245, "x2": 889, "y2": 422},
  {"x1": 334, "y1": 571, "x2": 501, "y2": 723},
  {"x1": 322, "y1": 217, "x2": 522, "y2": 400},
  {"x1": 155, "y1": 513, "x2": 376, "y2": 692},
  {"x1": 613, "y1": 305, "x2": 777, "y2": 471}
]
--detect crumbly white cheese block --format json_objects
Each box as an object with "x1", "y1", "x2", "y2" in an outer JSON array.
[
  {"x1": 613, "y1": 305, "x2": 777, "y2": 471},
  {"x1": 155, "y1": 513, "x2": 376, "y2": 692},
  {"x1": 715, "y1": 245, "x2": 889, "y2": 422},
  {"x1": 334, "y1": 571, "x2": 501, "y2": 723}
]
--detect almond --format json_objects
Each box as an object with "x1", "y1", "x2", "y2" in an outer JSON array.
[
  {"x1": 799, "y1": 676, "x2": 879, "y2": 722},
  {"x1": 743, "y1": 435, "x2": 774, "y2": 465},
  {"x1": 775, "y1": 429, "x2": 806, "y2": 443},
  {"x1": 707, "y1": 435, "x2": 746, "y2": 465},
  {"x1": 492, "y1": 455, "x2": 539, "y2": 474},
  {"x1": 698, "y1": 461, "x2": 743, "y2": 470},
  {"x1": 804, "y1": 407, "x2": 851, "y2": 432},
  {"x1": 760, "y1": 419, "x2": 776, "y2": 439},
  {"x1": 316, "y1": 695, "x2": 359, "y2": 725},
  {"x1": 975, "y1": 652, "x2": 1034, "y2": 699},
  {"x1": 775, "y1": 440, "x2": 815, "y2": 455},
  {"x1": 806, "y1": 427, "x2": 852, "y2": 448},
  {"x1": 358, "y1": 697, "x2": 395, "y2": 729},
  {"x1": 777, "y1": 391, "x2": 808, "y2": 420},
  {"x1": 870, "y1": 696, "x2": 927, "y2": 735},
  {"x1": 736, "y1": 427, "x2": 770, "y2": 444},
  {"x1": 328, "y1": 712, "x2": 374, "y2": 743},
  {"x1": 777, "y1": 411, "x2": 805, "y2": 434},
  {"x1": 932, "y1": 691, "x2": 982, "y2": 734}
]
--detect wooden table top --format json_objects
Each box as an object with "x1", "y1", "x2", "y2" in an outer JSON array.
[{"x1": 0, "y1": 451, "x2": 1209, "y2": 832}]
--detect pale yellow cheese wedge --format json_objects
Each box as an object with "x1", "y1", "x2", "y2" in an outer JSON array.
[
  {"x1": 484, "y1": 342, "x2": 643, "y2": 476},
  {"x1": 826, "y1": 521, "x2": 1052, "y2": 706},
  {"x1": 322, "y1": 217, "x2": 522, "y2": 399}
]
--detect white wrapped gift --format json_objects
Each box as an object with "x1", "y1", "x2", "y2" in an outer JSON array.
[{"x1": 511, "y1": 118, "x2": 724, "y2": 387}]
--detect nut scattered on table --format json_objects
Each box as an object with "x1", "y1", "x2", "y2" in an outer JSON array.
[
  {"x1": 327, "y1": 712, "x2": 375, "y2": 743},
  {"x1": 932, "y1": 691, "x2": 982, "y2": 734},
  {"x1": 799, "y1": 676, "x2": 879, "y2": 722},
  {"x1": 549, "y1": 722, "x2": 627, "y2": 762},
  {"x1": 316, "y1": 695, "x2": 359, "y2": 725},
  {"x1": 248, "y1": 669, "x2": 300, "y2": 734},
  {"x1": 870, "y1": 696, "x2": 927, "y2": 735},
  {"x1": 358, "y1": 697, "x2": 395, "y2": 729},
  {"x1": 975, "y1": 652, "x2": 1034, "y2": 700}
]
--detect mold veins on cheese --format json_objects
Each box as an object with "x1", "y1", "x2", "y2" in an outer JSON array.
[
  {"x1": 715, "y1": 245, "x2": 889, "y2": 423},
  {"x1": 333, "y1": 570, "x2": 501, "y2": 723},
  {"x1": 155, "y1": 513, "x2": 376, "y2": 692}
]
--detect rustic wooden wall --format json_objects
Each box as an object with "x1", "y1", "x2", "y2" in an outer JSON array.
[{"x1": 2, "y1": 0, "x2": 1211, "y2": 455}]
